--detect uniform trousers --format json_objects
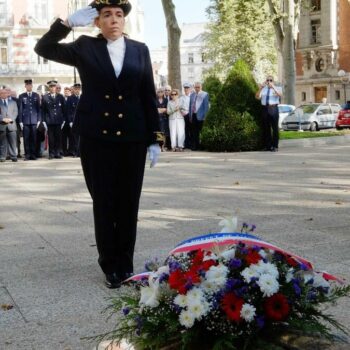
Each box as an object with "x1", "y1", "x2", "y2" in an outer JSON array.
[
  {"x1": 169, "y1": 117, "x2": 185, "y2": 149},
  {"x1": 262, "y1": 105, "x2": 279, "y2": 149},
  {"x1": 80, "y1": 137, "x2": 147, "y2": 276},
  {"x1": 0, "y1": 129, "x2": 17, "y2": 160},
  {"x1": 47, "y1": 125, "x2": 62, "y2": 157},
  {"x1": 23, "y1": 125, "x2": 37, "y2": 158},
  {"x1": 62, "y1": 124, "x2": 77, "y2": 156}
]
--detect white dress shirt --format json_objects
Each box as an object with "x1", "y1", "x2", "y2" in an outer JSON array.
[{"x1": 107, "y1": 36, "x2": 126, "y2": 78}]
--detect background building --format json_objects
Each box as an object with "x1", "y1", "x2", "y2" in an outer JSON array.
[
  {"x1": 150, "y1": 22, "x2": 213, "y2": 89},
  {"x1": 0, "y1": 0, "x2": 143, "y2": 93},
  {"x1": 295, "y1": 0, "x2": 350, "y2": 105}
]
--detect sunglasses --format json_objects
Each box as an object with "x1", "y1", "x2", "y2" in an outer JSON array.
[
  {"x1": 171, "y1": 93, "x2": 177, "y2": 96},
  {"x1": 266, "y1": 79, "x2": 273, "y2": 82}
]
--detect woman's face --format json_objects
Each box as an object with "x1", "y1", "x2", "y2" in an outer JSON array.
[
  {"x1": 171, "y1": 91, "x2": 178, "y2": 100},
  {"x1": 95, "y1": 6, "x2": 125, "y2": 41}
]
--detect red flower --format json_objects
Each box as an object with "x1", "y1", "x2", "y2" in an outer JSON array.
[
  {"x1": 264, "y1": 293, "x2": 290, "y2": 321},
  {"x1": 168, "y1": 269, "x2": 187, "y2": 294},
  {"x1": 221, "y1": 293, "x2": 244, "y2": 323},
  {"x1": 245, "y1": 249, "x2": 261, "y2": 265}
]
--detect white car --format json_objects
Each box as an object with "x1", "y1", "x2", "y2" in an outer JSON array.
[
  {"x1": 278, "y1": 104, "x2": 295, "y2": 129},
  {"x1": 282, "y1": 103, "x2": 341, "y2": 131}
]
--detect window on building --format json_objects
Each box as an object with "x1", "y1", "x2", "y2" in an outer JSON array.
[
  {"x1": 311, "y1": 20, "x2": 321, "y2": 44},
  {"x1": 33, "y1": 0, "x2": 49, "y2": 25},
  {"x1": 302, "y1": 92, "x2": 306, "y2": 101},
  {"x1": 335, "y1": 90, "x2": 340, "y2": 100},
  {"x1": 201, "y1": 53, "x2": 206, "y2": 63},
  {"x1": 188, "y1": 53, "x2": 194, "y2": 64},
  {"x1": 311, "y1": 0, "x2": 321, "y2": 12},
  {"x1": 0, "y1": 38, "x2": 8, "y2": 64},
  {"x1": 315, "y1": 58, "x2": 324, "y2": 72},
  {"x1": 188, "y1": 67, "x2": 194, "y2": 78},
  {"x1": 0, "y1": 0, "x2": 7, "y2": 25}
]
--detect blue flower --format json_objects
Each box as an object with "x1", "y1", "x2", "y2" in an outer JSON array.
[
  {"x1": 256, "y1": 315, "x2": 265, "y2": 329},
  {"x1": 122, "y1": 307, "x2": 130, "y2": 316},
  {"x1": 158, "y1": 273, "x2": 169, "y2": 284},
  {"x1": 229, "y1": 258, "x2": 242, "y2": 269}
]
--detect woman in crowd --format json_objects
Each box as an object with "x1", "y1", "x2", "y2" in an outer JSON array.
[
  {"x1": 156, "y1": 88, "x2": 169, "y2": 152},
  {"x1": 167, "y1": 89, "x2": 185, "y2": 152}
]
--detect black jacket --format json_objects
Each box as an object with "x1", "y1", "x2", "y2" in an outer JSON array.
[
  {"x1": 18, "y1": 92, "x2": 42, "y2": 125},
  {"x1": 34, "y1": 19, "x2": 160, "y2": 145},
  {"x1": 41, "y1": 93, "x2": 66, "y2": 125}
]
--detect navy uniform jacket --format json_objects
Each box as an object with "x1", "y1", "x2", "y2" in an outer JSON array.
[
  {"x1": 41, "y1": 93, "x2": 66, "y2": 125},
  {"x1": 66, "y1": 94, "x2": 80, "y2": 123},
  {"x1": 18, "y1": 91, "x2": 41, "y2": 125},
  {"x1": 34, "y1": 19, "x2": 160, "y2": 145}
]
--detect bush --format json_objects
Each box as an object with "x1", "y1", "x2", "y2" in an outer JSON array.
[
  {"x1": 202, "y1": 75, "x2": 222, "y2": 104},
  {"x1": 201, "y1": 60, "x2": 264, "y2": 152}
]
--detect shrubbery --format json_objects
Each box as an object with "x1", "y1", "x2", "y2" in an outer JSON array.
[{"x1": 201, "y1": 60, "x2": 264, "y2": 152}]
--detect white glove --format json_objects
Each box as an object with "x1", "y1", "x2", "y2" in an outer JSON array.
[
  {"x1": 43, "y1": 122, "x2": 48, "y2": 131},
  {"x1": 148, "y1": 143, "x2": 161, "y2": 168},
  {"x1": 19, "y1": 122, "x2": 23, "y2": 130},
  {"x1": 69, "y1": 122, "x2": 73, "y2": 128},
  {"x1": 61, "y1": 121, "x2": 65, "y2": 130},
  {"x1": 67, "y1": 6, "x2": 98, "y2": 28},
  {"x1": 36, "y1": 121, "x2": 40, "y2": 129}
]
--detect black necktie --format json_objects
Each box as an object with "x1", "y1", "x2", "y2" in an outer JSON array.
[{"x1": 3, "y1": 100, "x2": 7, "y2": 107}]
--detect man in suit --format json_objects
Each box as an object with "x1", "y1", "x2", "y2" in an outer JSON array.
[
  {"x1": 41, "y1": 80, "x2": 66, "y2": 159},
  {"x1": 188, "y1": 82, "x2": 209, "y2": 150},
  {"x1": 18, "y1": 79, "x2": 42, "y2": 160},
  {"x1": 35, "y1": 0, "x2": 161, "y2": 288},
  {"x1": 0, "y1": 86, "x2": 19, "y2": 162}
]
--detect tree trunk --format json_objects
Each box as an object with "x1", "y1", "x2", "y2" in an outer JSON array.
[
  {"x1": 161, "y1": 0, "x2": 182, "y2": 90},
  {"x1": 282, "y1": 0, "x2": 296, "y2": 105}
]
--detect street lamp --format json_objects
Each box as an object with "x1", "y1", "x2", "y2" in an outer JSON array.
[{"x1": 337, "y1": 70, "x2": 350, "y2": 104}]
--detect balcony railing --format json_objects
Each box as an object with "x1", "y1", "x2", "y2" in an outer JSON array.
[
  {"x1": 0, "y1": 14, "x2": 14, "y2": 27},
  {"x1": 0, "y1": 62, "x2": 76, "y2": 76}
]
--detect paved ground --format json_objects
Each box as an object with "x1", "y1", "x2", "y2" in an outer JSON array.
[{"x1": 1, "y1": 135, "x2": 350, "y2": 350}]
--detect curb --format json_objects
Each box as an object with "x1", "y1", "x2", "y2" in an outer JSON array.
[{"x1": 280, "y1": 134, "x2": 350, "y2": 148}]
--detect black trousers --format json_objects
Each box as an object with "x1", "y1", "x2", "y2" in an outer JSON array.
[
  {"x1": 47, "y1": 125, "x2": 62, "y2": 157},
  {"x1": 190, "y1": 113, "x2": 204, "y2": 150},
  {"x1": 262, "y1": 105, "x2": 279, "y2": 149},
  {"x1": 23, "y1": 124, "x2": 37, "y2": 158},
  {"x1": 62, "y1": 124, "x2": 77, "y2": 156},
  {"x1": 80, "y1": 137, "x2": 147, "y2": 276},
  {"x1": 184, "y1": 114, "x2": 192, "y2": 149}
]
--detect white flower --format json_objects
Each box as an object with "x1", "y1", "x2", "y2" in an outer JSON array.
[
  {"x1": 186, "y1": 287, "x2": 204, "y2": 304},
  {"x1": 204, "y1": 264, "x2": 229, "y2": 289},
  {"x1": 286, "y1": 268, "x2": 294, "y2": 283},
  {"x1": 253, "y1": 261, "x2": 279, "y2": 279},
  {"x1": 257, "y1": 274, "x2": 279, "y2": 297},
  {"x1": 241, "y1": 267, "x2": 259, "y2": 283},
  {"x1": 139, "y1": 276, "x2": 160, "y2": 308},
  {"x1": 156, "y1": 265, "x2": 169, "y2": 276},
  {"x1": 219, "y1": 216, "x2": 238, "y2": 233},
  {"x1": 174, "y1": 294, "x2": 188, "y2": 308},
  {"x1": 220, "y1": 248, "x2": 236, "y2": 261},
  {"x1": 303, "y1": 273, "x2": 314, "y2": 284},
  {"x1": 259, "y1": 249, "x2": 267, "y2": 259},
  {"x1": 187, "y1": 300, "x2": 209, "y2": 320},
  {"x1": 240, "y1": 303, "x2": 256, "y2": 322},
  {"x1": 312, "y1": 273, "x2": 330, "y2": 289},
  {"x1": 179, "y1": 310, "x2": 195, "y2": 328}
]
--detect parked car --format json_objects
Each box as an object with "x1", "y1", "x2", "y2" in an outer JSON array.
[
  {"x1": 336, "y1": 102, "x2": 350, "y2": 130},
  {"x1": 278, "y1": 104, "x2": 295, "y2": 129},
  {"x1": 281, "y1": 103, "x2": 341, "y2": 131}
]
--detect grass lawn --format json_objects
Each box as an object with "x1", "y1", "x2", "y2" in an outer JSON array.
[{"x1": 279, "y1": 130, "x2": 349, "y2": 140}]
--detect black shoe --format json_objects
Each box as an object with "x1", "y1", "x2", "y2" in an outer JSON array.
[
  {"x1": 17, "y1": 154, "x2": 22, "y2": 159},
  {"x1": 11, "y1": 158, "x2": 18, "y2": 162},
  {"x1": 105, "y1": 273, "x2": 122, "y2": 289},
  {"x1": 24, "y1": 157, "x2": 30, "y2": 161},
  {"x1": 270, "y1": 147, "x2": 278, "y2": 152},
  {"x1": 30, "y1": 156, "x2": 37, "y2": 160},
  {"x1": 0, "y1": 159, "x2": 5, "y2": 162},
  {"x1": 49, "y1": 155, "x2": 54, "y2": 159},
  {"x1": 54, "y1": 155, "x2": 63, "y2": 159}
]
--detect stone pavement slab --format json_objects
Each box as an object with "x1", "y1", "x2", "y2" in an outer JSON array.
[{"x1": 0, "y1": 136, "x2": 349, "y2": 349}]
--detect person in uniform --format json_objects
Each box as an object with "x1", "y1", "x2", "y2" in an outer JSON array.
[
  {"x1": 65, "y1": 83, "x2": 81, "y2": 156},
  {"x1": 62, "y1": 86, "x2": 73, "y2": 156},
  {"x1": 34, "y1": 0, "x2": 161, "y2": 288},
  {"x1": 41, "y1": 80, "x2": 66, "y2": 159},
  {"x1": 18, "y1": 79, "x2": 42, "y2": 160}
]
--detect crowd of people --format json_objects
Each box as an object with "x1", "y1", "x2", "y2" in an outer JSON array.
[
  {"x1": 0, "y1": 79, "x2": 210, "y2": 162},
  {"x1": 157, "y1": 82, "x2": 209, "y2": 152},
  {"x1": 0, "y1": 79, "x2": 81, "y2": 162}
]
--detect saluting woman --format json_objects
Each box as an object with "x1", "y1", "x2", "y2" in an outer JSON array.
[{"x1": 35, "y1": 0, "x2": 161, "y2": 288}]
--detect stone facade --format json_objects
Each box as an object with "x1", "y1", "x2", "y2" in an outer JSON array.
[
  {"x1": 296, "y1": 0, "x2": 350, "y2": 106},
  {"x1": 0, "y1": 0, "x2": 143, "y2": 93}
]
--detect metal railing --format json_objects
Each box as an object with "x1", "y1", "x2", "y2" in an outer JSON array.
[{"x1": 0, "y1": 62, "x2": 75, "y2": 76}]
